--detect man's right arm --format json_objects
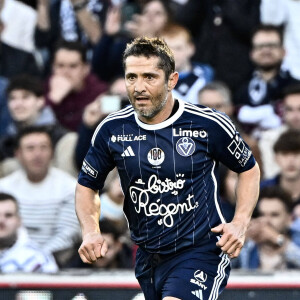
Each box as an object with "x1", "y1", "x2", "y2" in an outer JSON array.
[{"x1": 75, "y1": 183, "x2": 107, "y2": 264}]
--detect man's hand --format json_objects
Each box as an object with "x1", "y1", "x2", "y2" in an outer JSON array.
[
  {"x1": 48, "y1": 75, "x2": 73, "y2": 104},
  {"x1": 247, "y1": 218, "x2": 282, "y2": 245},
  {"x1": 78, "y1": 232, "x2": 108, "y2": 264},
  {"x1": 82, "y1": 97, "x2": 104, "y2": 128},
  {"x1": 124, "y1": 14, "x2": 155, "y2": 38},
  {"x1": 211, "y1": 221, "x2": 248, "y2": 258},
  {"x1": 104, "y1": 6, "x2": 121, "y2": 36}
]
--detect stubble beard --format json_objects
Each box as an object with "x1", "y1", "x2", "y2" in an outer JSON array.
[
  {"x1": 256, "y1": 60, "x2": 282, "y2": 72},
  {"x1": 132, "y1": 93, "x2": 168, "y2": 120}
]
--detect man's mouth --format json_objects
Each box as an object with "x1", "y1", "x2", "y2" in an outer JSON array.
[{"x1": 135, "y1": 96, "x2": 149, "y2": 101}]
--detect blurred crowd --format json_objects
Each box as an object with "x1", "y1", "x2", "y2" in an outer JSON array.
[{"x1": 0, "y1": 0, "x2": 300, "y2": 273}]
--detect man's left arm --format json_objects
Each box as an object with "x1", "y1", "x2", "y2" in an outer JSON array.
[{"x1": 212, "y1": 162, "x2": 260, "y2": 258}]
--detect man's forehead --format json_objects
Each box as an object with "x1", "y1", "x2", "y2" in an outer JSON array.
[
  {"x1": 253, "y1": 31, "x2": 280, "y2": 41},
  {"x1": 259, "y1": 197, "x2": 285, "y2": 209},
  {"x1": 9, "y1": 89, "x2": 36, "y2": 97},
  {"x1": 125, "y1": 55, "x2": 160, "y2": 69},
  {"x1": 0, "y1": 201, "x2": 17, "y2": 211},
  {"x1": 285, "y1": 94, "x2": 300, "y2": 104},
  {"x1": 20, "y1": 133, "x2": 51, "y2": 144},
  {"x1": 54, "y1": 49, "x2": 82, "y2": 62}
]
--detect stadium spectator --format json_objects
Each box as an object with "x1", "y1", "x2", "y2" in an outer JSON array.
[
  {"x1": 35, "y1": 0, "x2": 107, "y2": 75},
  {"x1": 236, "y1": 25, "x2": 298, "y2": 138},
  {"x1": 0, "y1": 192, "x2": 58, "y2": 273},
  {"x1": 92, "y1": 0, "x2": 173, "y2": 82},
  {"x1": 0, "y1": 75, "x2": 78, "y2": 178},
  {"x1": 174, "y1": 0, "x2": 260, "y2": 95},
  {"x1": 234, "y1": 186, "x2": 300, "y2": 270},
  {"x1": 261, "y1": 130, "x2": 300, "y2": 203},
  {"x1": 0, "y1": 127, "x2": 80, "y2": 267},
  {"x1": 261, "y1": 0, "x2": 300, "y2": 80},
  {"x1": 198, "y1": 81, "x2": 263, "y2": 173},
  {"x1": 198, "y1": 81, "x2": 234, "y2": 117},
  {"x1": 0, "y1": 0, "x2": 41, "y2": 78},
  {"x1": 259, "y1": 84, "x2": 300, "y2": 179},
  {"x1": 45, "y1": 40, "x2": 108, "y2": 131},
  {"x1": 75, "y1": 76, "x2": 128, "y2": 170},
  {"x1": 261, "y1": 130, "x2": 300, "y2": 247},
  {"x1": 161, "y1": 23, "x2": 213, "y2": 105}
]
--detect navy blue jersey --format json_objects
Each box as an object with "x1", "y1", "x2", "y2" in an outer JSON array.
[{"x1": 78, "y1": 99, "x2": 255, "y2": 254}]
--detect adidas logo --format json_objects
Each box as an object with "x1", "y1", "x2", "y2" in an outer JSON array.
[
  {"x1": 121, "y1": 146, "x2": 135, "y2": 157},
  {"x1": 191, "y1": 289, "x2": 203, "y2": 299}
]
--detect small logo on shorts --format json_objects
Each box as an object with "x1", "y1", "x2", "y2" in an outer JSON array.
[
  {"x1": 194, "y1": 270, "x2": 207, "y2": 283},
  {"x1": 176, "y1": 137, "x2": 195, "y2": 157},
  {"x1": 191, "y1": 289, "x2": 203, "y2": 299},
  {"x1": 190, "y1": 270, "x2": 208, "y2": 290}
]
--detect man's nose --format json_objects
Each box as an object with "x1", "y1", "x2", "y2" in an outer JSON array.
[{"x1": 134, "y1": 78, "x2": 146, "y2": 93}]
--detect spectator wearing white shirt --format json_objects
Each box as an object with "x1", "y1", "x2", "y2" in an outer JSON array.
[
  {"x1": 0, "y1": 126, "x2": 80, "y2": 267},
  {"x1": 0, "y1": 192, "x2": 58, "y2": 273}
]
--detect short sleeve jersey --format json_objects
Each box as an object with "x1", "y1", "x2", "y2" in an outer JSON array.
[{"x1": 78, "y1": 99, "x2": 256, "y2": 254}]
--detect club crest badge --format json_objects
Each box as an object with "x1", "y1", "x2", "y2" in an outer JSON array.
[
  {"x1": 147, "y1": 148, "x2": 165, "y2": 166},
  {"x1": 176, "y1": 137, "x2": 195, "y2": 157}
]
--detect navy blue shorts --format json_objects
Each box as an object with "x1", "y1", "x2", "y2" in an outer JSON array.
[{"x1": 135, "y1": 243, "x2": 231, "y2": 300}]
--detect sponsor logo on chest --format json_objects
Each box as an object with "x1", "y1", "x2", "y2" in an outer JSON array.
[
  {"x1": 111, "y1": 134, "x2": 146, "y2": 142},
  {"x1": 173, "y1": 128, "x2": 207, "y2": 138}
]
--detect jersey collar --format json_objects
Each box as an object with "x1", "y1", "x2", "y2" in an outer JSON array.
[{"x1": 134, "y1": 98, "x2": 185, "y2": 130}]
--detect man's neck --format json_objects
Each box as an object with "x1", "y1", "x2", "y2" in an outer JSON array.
[
  {"x1": 257, "y1": 68, "x2": 279, "y2": 82},
  {"x1": 27, "y1": 171, "x2": 48, "y2": 183},
  {"x1": 16, "y1": 115, "x2": 40, "y2": 128}
]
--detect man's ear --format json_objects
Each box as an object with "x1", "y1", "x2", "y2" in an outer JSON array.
[{"x1": 168, "y1": 72, "x2": 179, "y2": 91}]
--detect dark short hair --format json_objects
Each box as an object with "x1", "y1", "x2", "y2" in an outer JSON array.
[
  {"x1": 251, "y1": 24, "x2": 284, "y2": 46},
  {"x1": 143, "y1": 0, "x2": 174, "y2": 24},
  {"x1": 6, "y1": 75, "x2": 44, "y2": 97},
  {"x1": 0, "y1": 192, "x2": 19, "y2": 212},
  {"x1": 99, "y1": 218, "x2": 124, "y2": 241},
  {"x1": 273, "y1": 129, "x2": 300, "y2": 154},
  {"x1": 16, "y1": 126, "x2": 53, "y2": 149},
  {"x1": 259, "y1": 186, "x2": 293, "y2": 214},
  {"x1": 123, "y1": 37, "x2": 175, "y2": 81},
  {"x1": 54, "y1": 39, "x2": 87, "y2": 63},
  {"x1": 283, "y1": 83, "x2": 300, "y2": 99}
]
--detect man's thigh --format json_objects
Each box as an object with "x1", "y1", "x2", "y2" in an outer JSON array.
[{"x1": 159, "y1": 253, "x2": 231, "y2": 300}]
